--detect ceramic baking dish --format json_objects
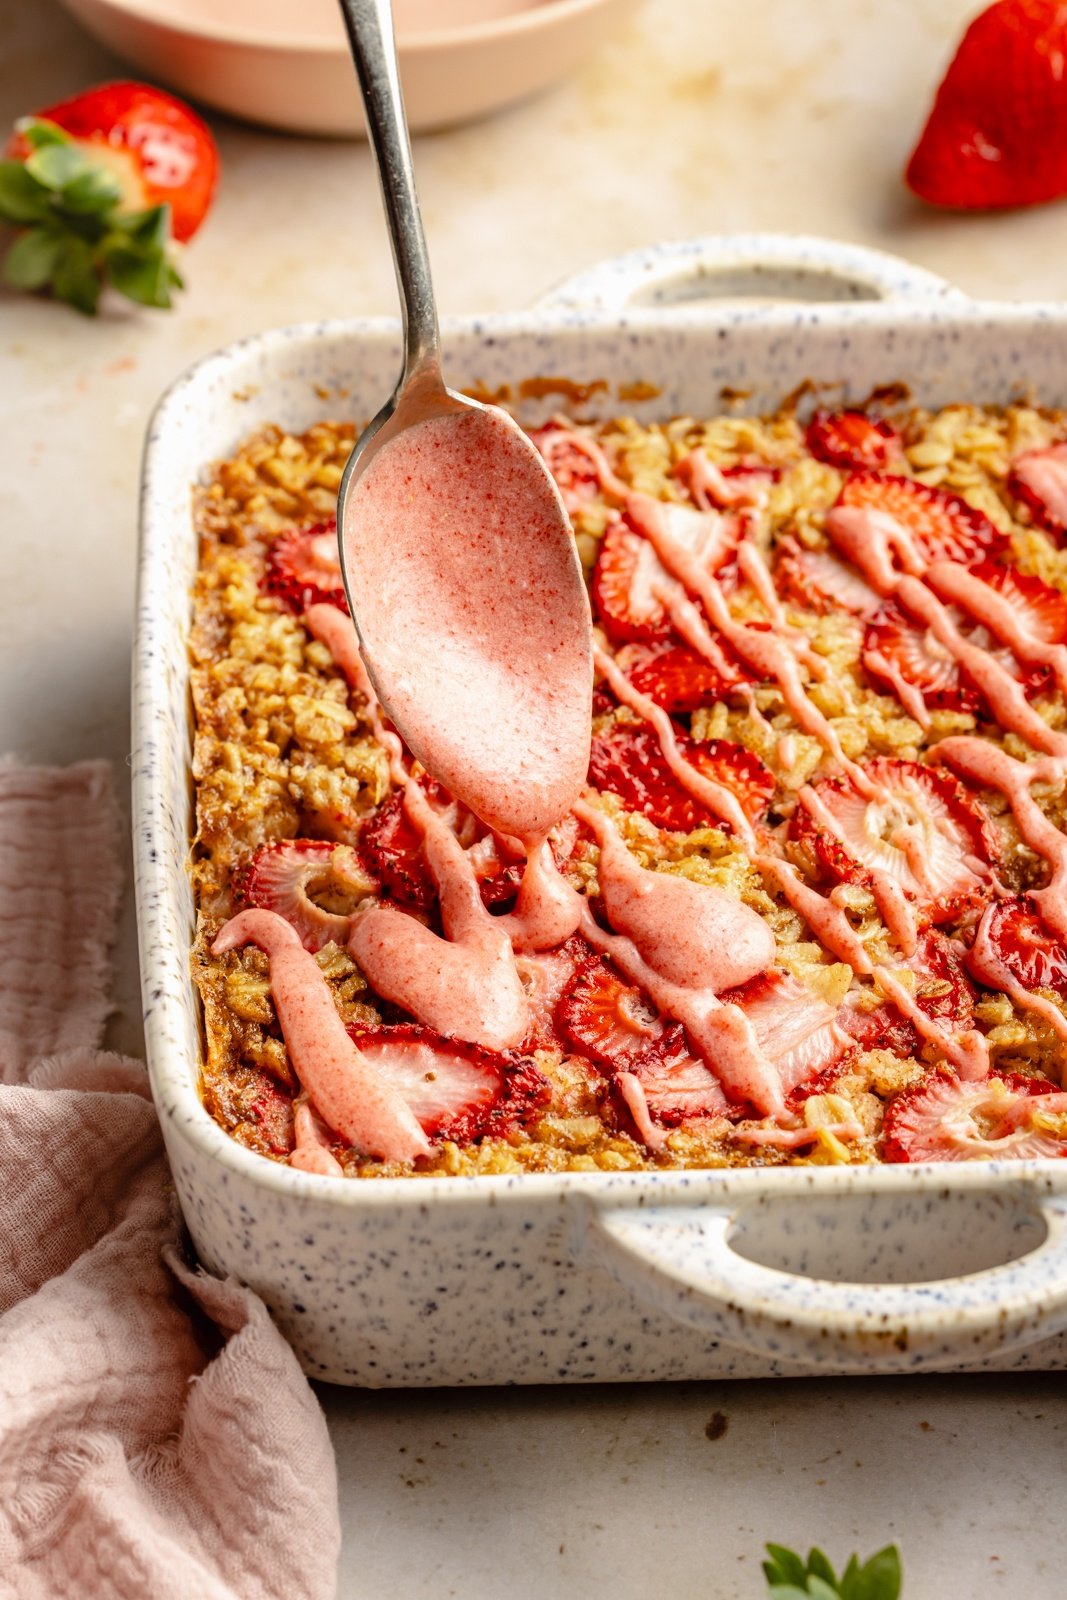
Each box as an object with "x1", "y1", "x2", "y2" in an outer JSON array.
[{"x1": 135, "y1": 233, "x2": 1067, "y2": 1386}]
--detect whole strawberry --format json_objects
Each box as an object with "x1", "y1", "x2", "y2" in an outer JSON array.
[
  {"x1": 0, "y1": 81, "x2": 218, "y2": 313},
  {"x1": 906, "y1": 0, "x2": 1067, "y2": 209}
]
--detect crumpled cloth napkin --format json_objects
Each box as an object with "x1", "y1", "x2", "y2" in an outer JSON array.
[{"x1": 0, "y1": 760, "x2": 340, "y2": 1600}]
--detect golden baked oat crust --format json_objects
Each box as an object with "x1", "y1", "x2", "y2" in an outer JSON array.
[{"x1": 190, "y1": 398, "x2": 1067, "y2": 1177}]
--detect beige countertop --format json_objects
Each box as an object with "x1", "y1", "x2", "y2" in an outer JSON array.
[{"x1": 3, "y1": 0, "x2": 1065, "y2": 1593}]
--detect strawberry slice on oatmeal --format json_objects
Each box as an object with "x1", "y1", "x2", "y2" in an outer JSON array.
[
  {"x1": 588, "y1": 722, "x2": 774, "y2": 833},
  {"x1": 836, "y1": 473, "x2": 1007, "y2": 567},
  {"x1": 1010, "y1": 441, "x2": 1067, "y2": 538},
  {"x1": 263, "y1": 520, "x2": 348, "y2": 613},
  {"x1": 237, "y1": 839, "x2": 374, "y2": 952},
  {"x1": 883, "y1": 1070, "x2": 1067, "y2": 1162},
  {"x1": 806, "y1": 409, "x2": 902, "y2": 472},
  {"x1": 791, "y1": 758, "x2": 999, "y2": 926},
  {"x1": 344, "y1": 1024, "x2": 550, "y2": 1144}
]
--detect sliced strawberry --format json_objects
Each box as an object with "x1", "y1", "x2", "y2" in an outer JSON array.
[
  {"x1": 864, "y1": 562, "x2": 1067, "y2": 714},
  {"x1": 592, "y1": 515, "x2": 673, "y2": 643},
  {"x1": 528, "y1": 422, "x2": 602, "y2": 514},
  {"x1": 790, "y1": 758, "x2": 999, "y2": 924},
  {"x1": 975, "y1": 895, "x2": 1067, "y2": 997},
  {"x1": 905, "y1": 0, "x2": 1067, "y2": 210},
  {"x1": 774, "y1": 543, "x2": 882, "y2": 619},
  {"x1": 345, "y1": 1023, "x2": 550, "y2": 1143},
  {"x1": 971, "y1": 559, "x2": 1067, "y2": 661},
  {"x1": 588, "y1": 723, "x2": 774, "y2": 832},
  {"x1": 626, "y1": 641, "x2": 751, "y2": 713},
  {"x1": 1010, "y1": 441, "x2": 1067, "y2": 536},
  {"x1": 862, "y1": 600, "x2": 982, "y2": 715},
  {"x1": 556, "y1": 955, "x2": 668, "y2": 1067},
  {"x1": 359, "y1": 792, "x2": 436, "y2": 912},
  {"x1": 883, "y1": 1070, "x2": 1067, "y2": 1163},
  {"x1": 719, "y1": 970, "x2": 848, "y2": 1100},
  {"x1": 240, "y1": 1071, "x2": 294, "y2": 1157},
  {"x1": 837, "y1": 473, "x2": 1007, "y2": 567},
  {"x1": 806, "y1": 409, "x2": 901, "y2": 472},
  {"x1": 517, "y1": 935, "x2": 593, "y2": 1051},
  {"x1": 842, "y1": 929, "x2": 977, "y2": 1058},
  {"x1": 235, "y1": 839, "x2": 372, "y2": 952},
  {"x1": 622, "y1": 1029, "x2": 732, "y2": 1125},
  {"x1": 263, "y1": 521, "x2": 348, "y2": 614}
]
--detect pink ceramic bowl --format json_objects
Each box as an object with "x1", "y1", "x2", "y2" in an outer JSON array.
[{"x1": 57, "y1": 0, "x2": 636, "y2": 136}]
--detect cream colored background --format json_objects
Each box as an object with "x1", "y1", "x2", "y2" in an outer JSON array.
[{"x1": 2, "y1": 1, "x2": 1065, "y2": 1594}]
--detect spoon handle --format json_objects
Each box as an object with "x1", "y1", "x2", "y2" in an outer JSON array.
[{"x1": 337, "y1": 0, "x2": 442, "y2": 390}]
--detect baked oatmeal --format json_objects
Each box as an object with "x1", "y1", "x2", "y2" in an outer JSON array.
[{"x1": 190, "y1": 397, "x2": 1067, "y2": 1177}]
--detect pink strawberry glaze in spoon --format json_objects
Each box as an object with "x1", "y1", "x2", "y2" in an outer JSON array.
[{"x1": 336, "y1": 0, "x2": 592, "y2": 845}]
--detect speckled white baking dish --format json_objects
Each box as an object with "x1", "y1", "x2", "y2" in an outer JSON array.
[{"x1": 135, "y1": 234, "x2": 1067, "y2": 1386}]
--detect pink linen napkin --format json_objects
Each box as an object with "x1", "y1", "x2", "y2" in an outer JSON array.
[{"x1": 0, "y1": 759, "x2": 340, "y2": 1600}]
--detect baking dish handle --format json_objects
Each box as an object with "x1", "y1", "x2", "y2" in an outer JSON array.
[
  {"x1": 536, "y1": 234, "x2": 966, "y2": 315},
  {"x1": 581, "y1": 1185, "x2": 1067, "y2": 1372}
]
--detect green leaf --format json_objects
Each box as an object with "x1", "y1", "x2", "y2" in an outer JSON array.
[
  {"x1": 50, "y1": 235, "x2": 101, "y2": 315},
  {"x1": 105, "y1": 246, "x2": 174, "y2": 309},
  {"x1": 764, "y1": 1545, "x2": 810, "y2": 1587},
  {"x1": 25, "y1": 142, "x2": 88, "y2": 192},
  {"x1": 849, "y1": 1546, "x2": 902, "y2": 1600},
  {"x1": 1, "y1": 225, "x2": 63, "y2": 290},
  {"x1": 110, "y1": 203, "x2": 171, "y2": 250},
  {"x1": 768, "y1": 1588, "x2": 818, "y2": 1599},
  {"x1": 807, "y1": 1550, "x2": 840, "y2": 1586},
  {"x1": 807, "y1": 1580, "x2": 844, "y2": 1600},
  {"x1": 15, "y1": 117, "x2": 71, "y2": 150},
  {"x1": 0, "y1": 161, "x2": 49, "y2": 223},
  {"x1": 60, "y1": 164, "x2": 123, "y2": 215}
]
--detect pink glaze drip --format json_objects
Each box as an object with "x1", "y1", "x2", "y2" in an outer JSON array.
[
  {"x1": 340, "y1": 407, "x2": 592, "y2": 842},
  {"x1": 894, "y1": 576, "x2": 1067, "y2": 759},
  {"x1": 573, "y1": 801, "x2": 783, "y2": 1114},
  {"x1": 291, "y1": 1100, "x2": 345, "y2": 1177},
  {"x1": 578, "y1": 904, "x2": 784, "y2": 1114},
  {"x1": 616, "y1": 1073, "x2": 669, "y2": 1151},
  {"x1": 755, "y1": 854, "x2": 873, "y2": 974},
  {"x1": 824, "y1": 505, "x2": 927, "y2": 590},
  {"x1": 594, "y1": 646, "x2": 756, "y2": 844},
  {"x1": 734, "y1": 1120, "x2": 863, "y2": 1149},
  {"x1": 936, "y1": 739, "x2": 1067, "y2": 940},
  {"x1": 872, "y1": 965, "x2": 989, "y2": 1079},
  {"x1": 499, "y1": 836, "x2": 584, "y2": 951},
  {"x1": 348, "y1": 781, "x2": 529, "y2": 1051},
  {"x1": 797, "y1": 782, "x2": 920, "y2": 956},
  {"x1": 969, "y1": 904, "x2": 1067, "y2": 1042},
  {"x1": 679, "y1": 448, "x2": 767, "y2": 510},
  {"x1": 212, "y1": 909, "x2": 432, "y2": 1162},
  {"x1": 926, "y1": 560, "x2": 1067, "y2": 700},
  {"x1": 633, "y1": 494, "x2": 870, "y2": 784},
  {"x1": 579, "y1": 799, "x2": 775, "y2": 990},
  {"x1": 304, "y1": 603, "x2": 408, "y2": 785},
  {"x1": 1014, "y1": 445, "x2": 1067, "y2": 529}
]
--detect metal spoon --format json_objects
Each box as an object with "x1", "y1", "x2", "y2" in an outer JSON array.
[{"x1": 334, "y1": 0, "x2": 593, "y2": 844}]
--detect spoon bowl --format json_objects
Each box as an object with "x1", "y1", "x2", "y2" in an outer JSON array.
[{"x1": 335, "y1": 0, "x2": 592, "y2": 842}]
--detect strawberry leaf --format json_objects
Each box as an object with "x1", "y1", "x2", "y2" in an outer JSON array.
[
  {"x1": 0, "y1": 161, "x2": 50, "y2": 224},
  {"x1": 763, "y1": 1542, "x2": 902, "y2": 1599},
  {"x1": 60, "y1": 164, "x2": 123, "y2": 215},
  {"x1": 105, "y1": 246, "x2": 176, "y2": 308},
  {"x1": 843, "y1": 1546, "x2": 902, "y2": 1600},
  {"x1": 50, "y1": 235, "x2": 100, "y2": 315},
  {"x1": 24, "y1": 141, "x2": 87, "y2": 192},
  {"x1": 764, "y1": 1547, "x2": 812, "y2": 1587},
  {"x1": 1, "y1": 224, "x2": 63, "y2": 290},
  {"x1": 15, "y1": 117, "x2": 71, "y2": 150}
]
